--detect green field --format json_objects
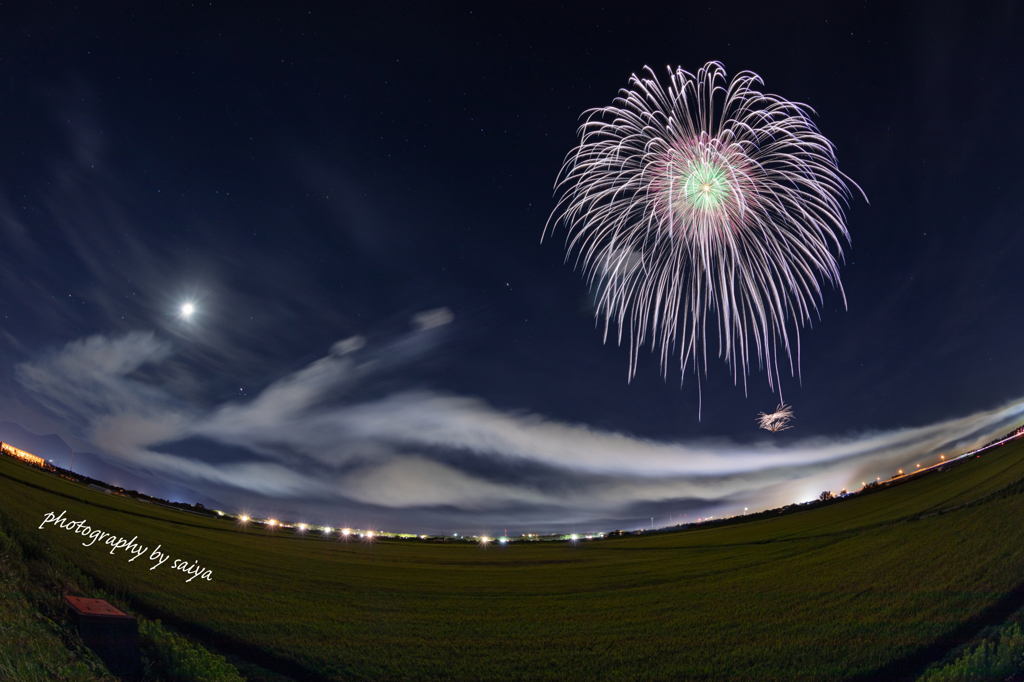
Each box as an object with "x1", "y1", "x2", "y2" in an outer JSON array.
[{"x1": 3, "y1": 441, "x2": 1024, "y2": 681}]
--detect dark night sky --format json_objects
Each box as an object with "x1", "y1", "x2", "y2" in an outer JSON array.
[{"x1": 2, "y1": 1, "x2": 1024, "y2": 533}]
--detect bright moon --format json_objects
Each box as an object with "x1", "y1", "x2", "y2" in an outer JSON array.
[{"x1": 181, "y1": 303, "x2": 195, "y2": 317}]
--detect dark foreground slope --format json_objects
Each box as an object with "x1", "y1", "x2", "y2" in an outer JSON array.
[{"x1": 2, "y1": 442, "x2": 1024, "y2": 681}]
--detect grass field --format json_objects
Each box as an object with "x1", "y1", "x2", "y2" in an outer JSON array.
[{"x1": 3, "y1": 441, "x2": 1024, "y2": 681}]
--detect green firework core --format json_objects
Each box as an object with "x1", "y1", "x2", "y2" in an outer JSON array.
[{"x1": 681, "y1": 160, "x2": 729, "y2": 210}]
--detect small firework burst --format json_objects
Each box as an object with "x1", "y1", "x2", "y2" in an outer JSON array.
[{"x1": 757, "y1": 403, "x2": 794, "y2": 432}]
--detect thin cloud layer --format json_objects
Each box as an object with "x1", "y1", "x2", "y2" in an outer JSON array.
[{"x1": 14, "y1": 322, "x2": 1024, "y2": 531}]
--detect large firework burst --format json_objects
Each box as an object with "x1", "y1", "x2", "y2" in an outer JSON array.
[{"x1": 545, "y1": 62, "x2": 863, "y2": 407}]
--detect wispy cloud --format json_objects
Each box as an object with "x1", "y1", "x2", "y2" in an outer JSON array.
[{"x1": 14, "y1": 316, "x2": 1024, "y2": 531}]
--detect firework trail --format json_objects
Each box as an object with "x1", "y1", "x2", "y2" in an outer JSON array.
[
  {"x1": 545, "y1": 62, "x2": 864, "y2": 413},
  {"x1": 757, "y1": 403, "x2": 795, "y2": 432}
]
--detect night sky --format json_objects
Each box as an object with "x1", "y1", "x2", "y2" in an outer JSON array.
[{"x1": 2, "y1": 1, "x2": 1024, "y2": 533}]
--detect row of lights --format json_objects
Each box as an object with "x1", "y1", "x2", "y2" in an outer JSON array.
[
  {"x1": 858, "y1": 454, "x2": 949, "y2": 489},
  {"x1": 237, "y1": 516, "x2": 377, "y2": 538},
  {"x1": 233, "y1": 516, "x2": 601, "y2": 545}
]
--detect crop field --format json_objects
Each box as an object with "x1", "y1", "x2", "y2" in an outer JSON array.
[{"x1": 3, "y1": 441, "x2": 1024, "y2": 681}]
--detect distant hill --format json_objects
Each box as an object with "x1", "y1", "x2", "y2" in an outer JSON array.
[{"x1": 0, "y1": 421, "x2": 228, "y2": 509}]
